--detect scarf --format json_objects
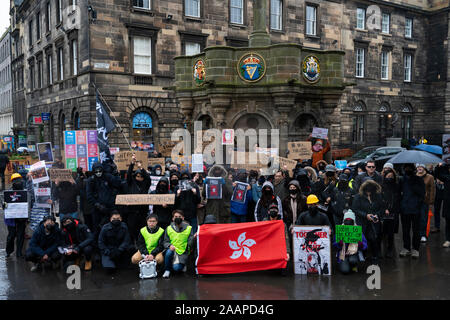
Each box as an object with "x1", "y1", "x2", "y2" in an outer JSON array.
[
  {"x1": 290, "y1": 197, "x2": 298, "y2": 224},
  {"x1": 339, "y1": 242, "x2": 358, "y2": 261}
]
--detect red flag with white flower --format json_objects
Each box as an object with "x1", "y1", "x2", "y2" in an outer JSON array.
[{"x1": 196, "y1": 220, "x2": 287, "y2": 274}]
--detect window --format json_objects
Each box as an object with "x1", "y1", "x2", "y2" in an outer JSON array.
[
  {"x1": 230, "y1": 0, "x2": 244, "y2": 24},
  {"x1": 70, "y1": 0, "x2": 78, "y2": 11},
  {"x1": 37, "y1": 59, "x2": 43, "y2": 88},
  {"x1": 185, "y1": 0, "x2": 200, "y2": 18},
  {"x1": 30, "y1": 64, "x2": 34, "y2": 89},
  {"x1": 185, "y1": 42, "x2": 201, "y2": 55},
  {"x1": 47, "y1": 54, "x2": 53, "y2": 85},
  {"x1": 352, "y1": 103, "x2": 365, "y2": 143},
  {"x1": 132, "y1": 112, "x2": 153, "y2": 147},
  {"x1": 381, "y1": 51, "x2": 389, "y2": 80},
  {"x1": 29, "y1": 20, "x2": 33, "y2": 46},
  {"x1": 134, "y1": 36, "x2": 152, "y2": 75},
  {"x1": 46, "y1": 2, "x2": 51, "y2": 32},
  {"x1": 357, "y1": 8, "x2": 365, "y2": 29},
  {"x1": 270, "y1": 0, "x2": 282, "y2": 30},
  {"x1": 401, "y1": 115, "x2": 412, "y2": 139},
  {"x1": 56, "y1": 0, "x2": 62, "y2": 24},
  {"x1": 405, "y1": 18, "x2": 412, "y2": 38},
  {"x1": 306, "y1": 5, "x2": 316, "y2": 36},
  {"x1": 58, "y1": 47, "x2": 64, "y2": 80},
  {"x1": 381, "y1": 13, "x2": 389, "y2": 34},
  {"x1": 36, "y1": 12, "x2": 41, "y2": 40},
  {"x1": 355, "y1": 48, "x2": 364, "y2": 78},
  {"x1": 71, "y1": 40, "x2": 78, "y2": 76},
  {"x1": 133, "y1": 0, "x2": 150, "y2": 10},
  {"x1": 404, "y1": 53, "x2": 412, "y2": 82}
]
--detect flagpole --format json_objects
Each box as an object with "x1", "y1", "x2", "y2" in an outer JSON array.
[{"x1": 91, "y1": 82, "x2": 133, "y2": 151}]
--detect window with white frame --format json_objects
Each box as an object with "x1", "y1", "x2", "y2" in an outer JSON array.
[
  {"x1": 185, "y1": 42, "x2": 201, "y2": 56},
  {"x1": 270, "y1": 0, "x2": 282, "y2": 30},
  {"x1": 306, "y1": 5, "x2": 317, "y2": 36},
  {"x1": 46, "y1": 2, "x2": 51, "y2": 32},
  {"x1": 356, "y1": 48, "x2": 364, "y2": 78},
  {"x1": 230, "y1": 0, "x2": 244, "y2": 24},
  {"x1": 56, "y1": 0, "x2": 62, "y2": 24},
  {"x1": 357, "y1": 8, "x2": 365, "y2": 29},
  {"x1": 381, "y1": 51, "x2": 389, "y2": 80},
  {"x1": 405, "y1": 18, "x2": 412, "y2": 38},
  {"x1": 72, "y1": 40, "x2": 78, "y2": 76},
  {"x1": 404, "y1": 53, "x2": 411, "y2": 82},
  {"x1": 47, "y1": 54, "x2": 53, "y2": 85},
  {"x1": 185, "y1": 0, "x2": 200, "y2": 18},
  {"x1": 352, "y1": 104, "x2": 365, "y2": 143},
  {"x1": 58, "y1": 47, "x2": 64, "y2": 80},
  {"x1": 382, "y1": 13, "x2": 389, "y2": 33},
  {"x1": 133, "y1": 0, "x2": 150, "y2": 10},
  {"x1": 134, "y1": 36, "x2": 152, "y2": 75}
]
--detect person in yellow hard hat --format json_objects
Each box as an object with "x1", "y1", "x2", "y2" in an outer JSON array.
[{"x1": 294, "y1": 194, "x2": 331, "y2": 227}]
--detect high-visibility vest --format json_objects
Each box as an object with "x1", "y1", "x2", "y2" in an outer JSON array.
[
  {"x1": 140, "y1": 227, "x2": 165, "y2": 254},
  {"x1": 166, "y1": 225, "x2": 192, "y2": 255}
]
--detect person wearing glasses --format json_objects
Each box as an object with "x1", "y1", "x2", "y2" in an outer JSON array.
[{"x1": 353, "y1": 160, "x2": 383, "y2": 194}]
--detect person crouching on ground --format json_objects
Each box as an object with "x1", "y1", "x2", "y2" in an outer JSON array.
[
  {"x1": 332, "y1": 209, "x2": 367, "y2": 275},
  {"x1": 162, "y1": 209, "x2": 196, "y2": 279},
  {"x1": 131, "y1": 214, "x2": 165, "y2": 267}
]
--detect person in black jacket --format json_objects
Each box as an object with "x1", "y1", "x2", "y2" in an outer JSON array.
[
  {"x1": 131, "y1": 214, "x2": 165, "y2": 266},
  {"x1": 330, "y1": 174, "x2": 356, "y2": 225},
  {"x1": 150, "y1": 177, "x2": 173, "y2": 230},
  {"x1": 76, "y1": 169, "x2": 94, "y2": 231},
  {"x1": 434, "y1": 163, "x2": 450, "y2": 247},
  {"x1": 282, "y1": 180, "x2": 307, "y2": 232},
  {"x1": 60, "y1": 216, "x2": 94, "y2": 271},
  {"x1": 352, "y1": 179, "x2": 384, "y2": 264},
  {"x1": 25, "y1": 215, "x2": 62, "y2": 272},
  {"x1": 398, "y1": 164, "x2": 426, "y2": 258},
  {"x1": 295, "y1": 194, "x2": 331, "y2": 227},
  {"x1": 353, "y1": 160, "x2": 383, "y2": 194},
  {"x1": 174, "y1": 170, "x2": 201, "y2": 233},
  {"x1": 53, "y1": 180, "x2": 80, "y2": 219},
  {"x1": 98, "y1": 211, "x2": 133, "y2": 273},
  {"x1": 0, "y1": 150, "x2": 9, "y2": 190}
]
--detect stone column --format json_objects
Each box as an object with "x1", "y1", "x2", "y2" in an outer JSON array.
[
  {"x1": 274, "y1": 94, "x2": 295, "y2": 157},
  {"x1": 249, "y1": 0, "x2": 271, "y2": 47},
  {"x1": 210, "y1": 95, "x2": 231, "y2": 165}
]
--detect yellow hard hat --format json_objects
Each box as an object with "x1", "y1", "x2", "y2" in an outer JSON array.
[
  {"x1": 306, "y1": 194, "x2": 319, "y2": 205},
  {"x1": 11, "y1": 173, "x2": 22, "y2": 182}
]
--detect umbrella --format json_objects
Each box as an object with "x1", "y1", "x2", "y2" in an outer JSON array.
[
  {"x1": 413, "y1": 144, "x2": 443, "y2": 155},
  {"x1": 388, "y1": 150, "x2": 443, "y2": 164}
]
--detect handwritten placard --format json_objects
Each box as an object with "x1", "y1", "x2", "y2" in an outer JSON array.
[
  {"x1": 158, "y1": 140, "x2": 177, "y2": 157},
  {"x1": 114, "y1": 151, "x2": 149, "y2": 171},
  {"x1": 148, "y1": 158, "x2": 166, "y2": 174},
  {"x1": 335, "y1": 225, "x2": 362, "y2": 243},
  {"x1": 48, "y1": 169, "x2": 75, "y2": 183},
  {"x1": 115, "y1": 194, "x2": 175, "y2": 205},
  {"x1": 288, "y1": 141, "x2": 312, "y2": 160},
  {"x1": 312, "y1": 127, "x2": 329, "y2": 140}
]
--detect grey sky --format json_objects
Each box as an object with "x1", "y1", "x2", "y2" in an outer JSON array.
[{"x1": 0, "y1": 2, "x2": 10, "y2": 36}]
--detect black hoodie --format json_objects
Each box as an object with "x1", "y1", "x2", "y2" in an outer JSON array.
[
  {"x1": 150, "y1": 177, "x2": 174, "y2": 226},
  {"x1": 174, "y1": 170, "x2": 201, "y2": 220}
]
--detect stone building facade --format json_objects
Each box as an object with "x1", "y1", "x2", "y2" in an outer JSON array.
[
  {"x1": 0, "y1": 29, "x2": 14, "y2": 147},
  {"x1": 10, "y1": 0, "x2": 450, "y2": 157}
]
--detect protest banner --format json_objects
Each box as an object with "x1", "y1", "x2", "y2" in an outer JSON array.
[
  {"x1": 275, "y1": 156, "x2": 297, "y2": 176},
  {"x1": 443, "y1": 134, "x2": 450, "y2": 164},
  {"x1": 114, "y1": 151, "x2": 149, "y2": 171},
  {"x1": 149, "y1": 176, "x2": 162, "y2": 192},
  {"x1": 158, "y1": 140, "x2": 177, "y2": 157},
  {"x1": 231, "y1": 182, "x2": 248, "y2": 204},
  {"x1": 222, "y1": 129, "x2": 234, "y2": 145},
  {"x1": 37, "y1": 142, "x2": 54, "y2": 162},
  {"x1": 64, "y1": 130, "x2": 99, "y2": 171},
  {"x1": 205, "y1": 177, "x2": 222, "y2": 199},
  {"x1": 48, "y1": 169, "x2": 75, "y2": 183},
  {"x1": 148, "y1": 158, "x2": 166, "y2": 174},
  {"x1": 312, "y1": 127, "x2": 329, "y2": 140},
  {"x1": 287, "y1": 141, "x2": 312, "y2": 160},
  {"x1": 115, "y1": 194, "x2": 175, "y2": 205},
  {"x1": 4, "y1": 190, "x2": 28, "y2": 219},
  {"x1": 192, "y1": 154, "x2": 204, "y2": 173},
  {"x1": 34, "y1": 188, "x2": 52, "y2": 208},
  {"x1": 30, "y1": 161, "x2": 50, "y2": 184},
  {"x1": 335, "y1": 225, "x2": 362, "y2": 244},
  {"x1": 292, "y1": 226, "x2": 331, "y2": 275},
  {"x1": 334, "y1": 160, "x2": 348, "y2": 170}
]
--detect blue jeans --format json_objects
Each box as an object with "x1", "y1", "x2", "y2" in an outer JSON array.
[
  {"x1": 231, "y1": 213, "x2": 246, "y2": 223},
  {"x1": 185, "y1": 217, "x2": 198, "y2": 234},
  {"x1": 419, "y1": 203, "x2": 429, "y2": 238},
  {"x1": 164, "y1": 249, "x2": 184, "y2": 272}
]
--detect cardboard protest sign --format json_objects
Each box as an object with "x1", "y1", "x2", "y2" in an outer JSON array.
[
  {"x1": 34, "y1": 188, "x2": 52, "y2": 208},
  {"x1": 4, "y1": 190, "x2": 28, "y2": 219},
  {"x1": 287, "y1": 141, "x2": 312, "y2": 160},
  {"x1": 231, "y1": 182, "x2": 248, "y2": 204},
  {"x1": 115, "y1": 194, "x2": 175, "y2": 205},
  {"x1": 158, "y1": 140, "x2": 177, "y2": 157},
  {"x1": 149, "y1": 176, "x2": 162, "y2": 192},
  {"x1": 334, "y1": 160, "x2": 348, "y2": 170},
  {"x1": 37, "y1": 142, "x2": 54, "y2": 162},
  {"x1": 48, "y1": 169, "x2": 75, "y2": 183},
  {"x1": 312, "y1": 127, "x2": 329, "y2": 140},
  {"x1": 30, "y1": 161, "x2": 50, "y2": 184},
  {"x1": 335, "y1": 225, "x2": 362, "y2": 244},
  {"x1": 148, "y1": 158, "x2": 166, "y2": 174},
  {"x1": 206, "y1": 177, "x2": 222, "y2": 199},
  {"x1": 115, "y1": 151, "x2": 149, "y2": 171},
  {"x1": 292, "y1": 226, "x2": 331, "y2": 275},
  {"x1": 275, "y1": 156, "x2": 297, "y2": 176}
]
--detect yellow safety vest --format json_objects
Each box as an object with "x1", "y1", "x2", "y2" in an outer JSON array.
[
  {"x1": 140, "y1": 227, "x2": 165, "y2": 254},
  {"x1": 166, "y1": 225, "x2": 192, "y2": 255}
]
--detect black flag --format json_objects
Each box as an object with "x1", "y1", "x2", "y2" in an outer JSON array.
[{"x1": 96, "y1": 91, "x2": 116, "y2": 163}]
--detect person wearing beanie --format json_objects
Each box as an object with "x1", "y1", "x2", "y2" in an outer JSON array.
[
  {"x1": 131, "y1": 214, "x2": 165, "y2": 267},
  {"x1": 332, "y1": 209, "x2": 367, "y2": 274},
  {"x1": 416, "y1": 163, "x2": 435, "y2": 243}
]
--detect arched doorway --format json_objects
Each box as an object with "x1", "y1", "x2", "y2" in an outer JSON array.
[
  {"x1": 131, "y1": 111, "x2": 154, "y2": 151},
  {"x1": 233, "y1": 113, "x2": 273, "y2": 151},
  {"x1": 290, "y1": 113, "x2": 318, "y2": 141}
]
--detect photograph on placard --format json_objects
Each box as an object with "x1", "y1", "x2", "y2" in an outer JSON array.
[
  {"x1": 37, "y1": 142, "x2": 54, "y2": 162},
  {"x1": 30, "y1": 161, "x2": 50, "y2": 184}
]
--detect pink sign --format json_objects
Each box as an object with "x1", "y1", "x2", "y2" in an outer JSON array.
[
  {"x1": 78, "y1": 157, "x2": 88, "y2": 171},
  {"x1": 65, "y1": 145, "x2": 76, "y2": 158},
  {"x1": 88, "y1": 144, "x2": 98, "y2": 157},
  {"x1": 76, "y1": 131, "x2": 87, "y2": 144}
]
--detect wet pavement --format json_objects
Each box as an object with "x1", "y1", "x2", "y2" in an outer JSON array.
[{"x1": 1, "y1": 210, "x2": 450, "y2": 300}]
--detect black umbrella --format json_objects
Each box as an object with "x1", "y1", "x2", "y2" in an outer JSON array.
[{"x1": 388, "y1": 150, "x2": 443, "y2": 164}]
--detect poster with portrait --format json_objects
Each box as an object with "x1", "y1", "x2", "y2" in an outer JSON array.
[
  {"x1": 222, "y1": 129, "x2": 234, "y2": 145},
  {"x1": 206, "y1": 177, "x2": 222, "y2": 200},
  {"x1": 30, "y1": 161, "x2": 50, "y2": 184},
  {"x1": 34, "y1": 188, "x2": 52, "y2": 209},
  {"x1": 37, "y1": 142, "x2": 54, "y2": 163},
  {"x1": 292, "y1": 226, "x2": 331, "y2": 275},
  {"x1": 231, "y1": 182, "x2": 248, "y2": 204},
  {"x1": 443, "y1": 134, "x2": 450, "y2": 164}
]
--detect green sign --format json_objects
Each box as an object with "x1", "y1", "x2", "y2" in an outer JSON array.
[
  {"x1": 66, "y1": 158, "x2": 77, "y2": 172},
  {"x1": 335, "y1": 225, "x2": 362, "y2": 243}
]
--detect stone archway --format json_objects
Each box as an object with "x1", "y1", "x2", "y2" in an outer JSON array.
[
  {"x1": 232, "y1": 113, "x2": 274, "y2": 151},
  {"x1": 289, "y1": 113, "x2": 319, "y2": 141}
]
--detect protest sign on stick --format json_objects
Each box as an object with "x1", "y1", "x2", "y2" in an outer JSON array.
[
  {"x1": 115, "y1": 194, "x2": 175, "y2": 205},
  {"x1": 48, "y1": 169, "x2": 75, "y2": 183},
  {"x1": 287, "y1": 141, "x2": 312, "y2": 160}
]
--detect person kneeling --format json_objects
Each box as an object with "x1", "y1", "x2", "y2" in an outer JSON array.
[
  {"x1": 60, "y1": 216, "x2": 94, "y2": 271},
  {"x1": 25, "y1": 215, "x2": 62, "y2": 272},
  {"x1": 131, "y1": 214, "x2": 165, "y2": 267},
  {"x1": 98, "y1": 211, "x2": 133, "y2": 274},
  {"x1": 332, "y1": 210, "x2": 367, "y2": 275},
  {"x1": 162, "y1": 210, "x2": 195, "y2": 279}
]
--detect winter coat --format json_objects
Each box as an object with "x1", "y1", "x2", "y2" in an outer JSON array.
[
  {"x1": 251, "y1": 183, "x2": 263, "y2": 202},
  {"x1": 311, "y1": 142, "x2": 330, "y2": 169},
  {"x1": 398, "y1": 174, "x2": 426, "y2": 215},
  {"x1": 174, "y1": 170, "x2": 201, "y2": 220},
  {"x1": 418, "y1": 173, "x2": 435, "y2": 206},
  {"x1": 332, "y1": 233, "x2": 368, "y2": 263},
  {"x1": 163, "y1": 221, "x2": 194, "y2": 265},
  {"x1": 53, "y1": 182, "x2": 79, "y2": 214},
  {"x1": 353, "y1": 172, "x2": 383, "y2": 194},
  {"x1": 136, "y1": 226, "x2": 165, "y2": 256},
  {"x1": 273, "y1": 178, "x2": 289, "y2": 203},
  {"x1": 0, "y1": 153, "x2": 9, "y2": 169},
  {"x1": 125, "y1": 162, "x2": 152, "y2": 216},
  {"x1": 76, "y1": 176, "x2": 94, "y2": 216},
  {"x1": 263, "y1": 216, "x2": 291, "y2": 254},
  {"x1": 295, "y1": 209, "x2": 331, "y2": 226},
  {"x1": 98, "y1": 222, "x2": 132, "y2": 255},
  {"x1": 150, "y1": 177, "x2": 174, "y2": 226},
  {"x1": 435, "y1": 166, "x2": 450, "y2": 219},
  {"x1": 60, "y1": 220, "x2": 94, "y2": 251},
  {"x1": 330, "y1": 185, "x2": 356, "y2": 224},
  {"x1": 282, "y1": 180, "x2": 307, "y2": 228},
  {"x1": 27, "y1": 223, "x2": 61, "y2": 257},
  {"x1": 231, "y1": 183, "x2": 253, "y2": 216},
  {"x1": 203, "y1": 165, "x2": 233, "y2": 223},
  {"x1": 254, "y1": 181, "x2": 283, "y2": 222},
  {"x1": 86, "y1": 163, "x2": 122, "y2": 210}
]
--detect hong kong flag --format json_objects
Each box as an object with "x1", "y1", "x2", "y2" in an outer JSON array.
[{"x1": 196, "y1": 220, "x2": 287, "y2": 274}]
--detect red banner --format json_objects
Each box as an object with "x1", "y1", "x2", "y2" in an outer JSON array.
[{"x1": 196, "y1": 220, "x2": 287, "y2": 274}]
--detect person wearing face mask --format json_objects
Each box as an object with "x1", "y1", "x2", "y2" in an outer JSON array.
[
  {"x1": 416, "y1": 163, "x2": 435, "y2": 243},
  {"x1": 169, "y1": 171, "x2": 180, "y2": 192},
  {"x1": 282, "y1": 180, "x2": 307, "y2": 232},
  {"x1": 53, "y1": 180, "x2": 80, "y2": 220},
  {"x1": 150, "y1": 177, "x2": 174, "y2": 230},
  {"x1": 353, "y1": 161, "x2": 383, "y2": 194},
  {"x1": 131, "y1": 214, "x2": 165, "y2": 266},
  {"x1": 254, "y1": 181, "x2": 283, "y2": 222},
  {"x1": 203, "y1": 165, "x2": 233, "y2": 224},
  {"x1": 398, "y1": 163, "x2": 425, "y2": 258},
  {"x1": 230, "y1": 172, "x2": 253, "y2": 223},
  {"x1": 315, "y1": 160, "x2": 328, "y2": 176},
  {"x1": 26, "y1": 215, "x2": 62, "y2": 272},
  {"x1": 273, "y1": 170, "x2": 289, "y2": 202},
  {"x1": 252, "y1": 175, "x2": 265, "y2": 204},
  {"x1": 152, "y1": 164, "x2": 163, "y2": 177},
  {"x1": 308, "y1": 136, "x2": 331, "y2": 170},
  {"x1": 381, "y1": 168, "x2": 401, "y2": 258},
  {"x1": 332, "y1": 210, "x2": 367, "y2": 274},
  {"x1": 352, "y1": 179, "x2": 384, "y2": 264},
  {"x1": 174, "y1": 170, "x2": 201, "y2": 233},
  {"x1": 98, "y1": 211, "x2": 133, "y2": 273},
  {"x1": 295, "y1": 195, "x2": 331, "y2": 227},
  {"x1": 3, "y1": 173, "x2": 28, "y2": 258},
  {"x1": 162, "y1": 210, "x2": 195, "y2": 278},
  {"x1": 329, "y1": 174, "x2": 355, "y2": 225},
  {"x1": 60, "y1": 216, "x2": 94, "y2": 271}
]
